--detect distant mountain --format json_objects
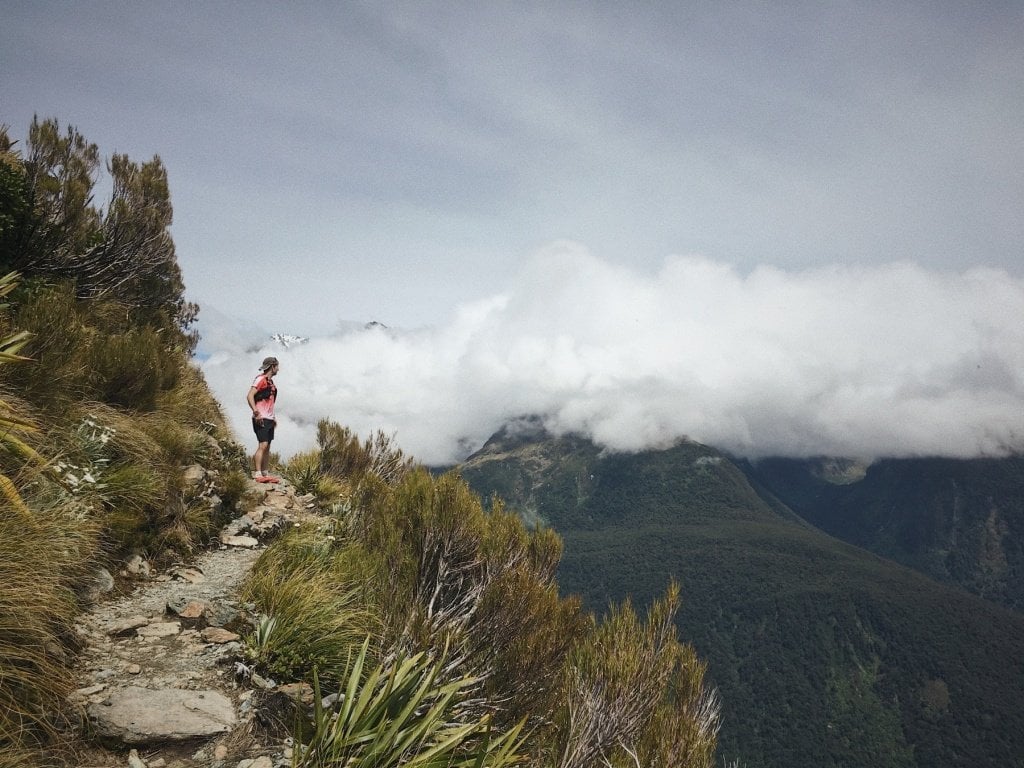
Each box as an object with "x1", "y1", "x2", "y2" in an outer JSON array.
[
  {"x1": 459, "y1": 427, "x2": 1024, "y2": 768},
  {"x1": 270, "y1": 332, "x2": 309, "y2": 348},
  {"x1": 741, "y1": 456, "x2": 1024, "y2": 612},
  {"x1": 193, "y1": 303, "x2": 382, "y2": 359}
]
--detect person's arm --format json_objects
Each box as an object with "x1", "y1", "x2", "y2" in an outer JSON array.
[{"x1": 246, "y1": 386, "x2": 261, "y2": 422}]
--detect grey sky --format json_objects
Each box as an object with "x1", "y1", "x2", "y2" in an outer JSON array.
[
  {"x1": 4, "y1": 2, "x2": 1024, "y2": 462},
  {"x1": 3, "y1": 1, "x2": 1022, "y2": 332}
]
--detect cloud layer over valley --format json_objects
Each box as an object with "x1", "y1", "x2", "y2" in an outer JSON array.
[{"x1": 200, "y1": 244, "x2": 1024, "y2": 465}]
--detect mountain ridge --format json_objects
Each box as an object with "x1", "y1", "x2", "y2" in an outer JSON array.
[{"x1": 459, "y1": 428, "x2": 1024, "y2": 768}]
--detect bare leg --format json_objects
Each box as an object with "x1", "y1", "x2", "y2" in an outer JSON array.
[{"x1": 254, "y1": 441, "x2": 271, "y2": 476}]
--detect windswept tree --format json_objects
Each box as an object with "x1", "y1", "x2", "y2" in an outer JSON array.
[
  {"x1": 0, "y1": 118, "x2": 197, "y2": 348},
  {"x1": 12, "y1": 117, "x2": 102, "y2": 272}
]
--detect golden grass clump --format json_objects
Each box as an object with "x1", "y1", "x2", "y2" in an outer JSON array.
[
  {"x1": 283, "y1": 449, "x2": 346, "y2": 502},
  {"x1": 155, "y1": 362, "x2": 229, "y2": 430},
  {"x1": 0, "y1": 498, "x2": 100, "y2": 757}
]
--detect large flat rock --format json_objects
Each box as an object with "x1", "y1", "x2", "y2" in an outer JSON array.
[{"x1": 87, "y1": 686, "x2": 236, "y2": 744}]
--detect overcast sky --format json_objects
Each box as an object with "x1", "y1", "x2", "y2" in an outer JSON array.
[{"x1": 3, "y1": 2, "x2": 1023, "y2": 461}]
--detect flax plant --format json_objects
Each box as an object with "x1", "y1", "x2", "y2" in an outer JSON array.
[
  {"x1": 0, "y1": 274, "x2": 43, "y2": 518},
  {"x1": 296, "y1": 638, "x2": 526, "y2": 768}
]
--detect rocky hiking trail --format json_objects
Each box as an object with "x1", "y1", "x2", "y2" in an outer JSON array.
[{"x1": 69, "y1": 475, "x2": 317, "y2": 768}]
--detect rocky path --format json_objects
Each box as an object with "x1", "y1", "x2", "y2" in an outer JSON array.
[{"x1": 68, "y1": 477, "x2": 316, "y2": 768}]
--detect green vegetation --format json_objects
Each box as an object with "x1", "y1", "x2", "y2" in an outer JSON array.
[
  {"x1": 247, "y1": 426, "x2": 720, "y2": 766},
  {"x1": 0, "y1": 118, "x2": 246, "y2": 763},
  {"x1": 744, "y1": 456, "x2": 1024, "y2": 612},
  {"x1": 460, "y1": 432, "x2": 1024, "y2": 768},
  {"x1": 298, "y1": 639, "x2": 526, "y2": 768}
]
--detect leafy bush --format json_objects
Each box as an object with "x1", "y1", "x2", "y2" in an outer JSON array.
[
  {"x1": 551, "y1": 584, "x2": 719, "y2": 768},
  {"x1": 259, "y1": 460, "x2": 718, "y2": 766},
  {"x1": 331, "y1": 468, "x2": 592, "y2": 733}
]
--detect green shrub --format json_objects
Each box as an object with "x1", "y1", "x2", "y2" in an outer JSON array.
[
  {"x1": 550, "y1": 584, "x2": 719, "y2": 768},
  {"x1": 86, "y1": 326, "x2": 179, "y2": 410},
  {"x1": 317, "y1": 420, "x2": 414, "y2": 487},
  {"x1": 325, "y1": 469, "x2": 589, "y2": 733},
  {"x1": 5, "y1": 281, "x2": 88, "y2": 413}
]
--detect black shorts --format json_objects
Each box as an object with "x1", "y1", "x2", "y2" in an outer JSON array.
[{"x1": 252, "y1": 418, "x2": 276, "y2": 443}]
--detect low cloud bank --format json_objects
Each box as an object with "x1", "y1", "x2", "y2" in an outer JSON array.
[{"x1": 200, "y1": 243, "x2": 1024, "y2": 465}]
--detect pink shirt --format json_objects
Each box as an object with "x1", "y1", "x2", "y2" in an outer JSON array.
[{"x1": 251, "y1": 373, "x2": 277, "y2": 420}]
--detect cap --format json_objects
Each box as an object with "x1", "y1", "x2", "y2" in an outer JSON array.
[{"x1": 260, "y1": 356, "x2": 279, "y2": 372}]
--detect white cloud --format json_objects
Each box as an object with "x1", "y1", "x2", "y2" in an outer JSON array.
[{"x1": 200, "y1": 243, "x2": 1024, "y2": 465}]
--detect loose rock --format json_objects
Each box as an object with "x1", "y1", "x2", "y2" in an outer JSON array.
[
  {"x1": 88, "y1": 687, "x2": 236, "y2": 744},
  {"x1": 221, "y1": 534, "x2": 259, "y2": 548},
  {"x1": 201, "y1": 627, "x2": 240, "y2": 644},
  {"x1": 108, "y1": 616, "x2": 152, "y2": 637},
  {"x1": 136, "y1": 621, "x2": 180, "y2": 638}
]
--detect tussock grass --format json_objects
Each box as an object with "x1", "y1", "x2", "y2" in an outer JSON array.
[
  {"x1": 102, "y1": 462, "x2": 165, "y2": 512},
  {"x1": 241, "y1": 529, "x2": 381, "y2": 685},
  {"x1": 85, "y1": 325, "x2": 178, "y2": 410},
  {"x1": 216, "y1": 466, "x2": 251, "y2": 510},
  {"x1": 283, "y1": 449, "x2": 345, "y2": 503},
  {"x1": 0, "y1": 497, "x2": 99, "y2": 757},
  {"x1": 4, "y1": 282, "x2": 88, "y2": 414},
  {"x1": 155, "y1": 358, "x2": 227, "y2": 428},
  {"x1": 52, "y1": 402, "x2": 241, "y2": 557}
]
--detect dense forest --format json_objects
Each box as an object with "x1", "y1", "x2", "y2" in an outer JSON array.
[
  {"x1": 0, "y1": 117, "x2": 721, "y2": 767},
  {"x1": 743, "y1": 456, "x2": 1024, "y2": 611}
]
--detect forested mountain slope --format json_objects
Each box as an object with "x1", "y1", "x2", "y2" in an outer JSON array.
[
  {"x1": 742, "y1": 456, "x2": 1024, "y2": 612},
  {"x1": 460, "y1": 427, "x2": 1024, "y2": 768}
]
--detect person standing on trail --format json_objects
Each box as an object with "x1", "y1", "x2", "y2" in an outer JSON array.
[{"x1": 247, "y1": 356, "x2": 280, "y2": 483}]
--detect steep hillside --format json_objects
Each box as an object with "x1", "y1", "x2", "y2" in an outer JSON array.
[
  {"x1": 742, "y1": 456, "x2": 1024, "y2": 611},
  {"x1": 0, "y1": 118, "x2": 251, "y2": 766},
  {"x1": 459, "y1": 427, "x2": 1024, "y2": 768}
]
